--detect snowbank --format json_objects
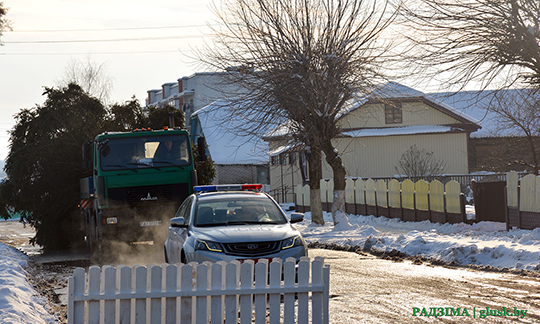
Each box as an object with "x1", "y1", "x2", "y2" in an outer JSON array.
[
  {"x1": 294, "y1": 209, "x2": 540, "y2": 272},
  {"x1": 0, "y1": 243, "x2": 55, "y2": 324}
]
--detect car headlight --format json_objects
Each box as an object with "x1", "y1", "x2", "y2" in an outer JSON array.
[
  {"x1": 195, "y1": 240, "x2": 223, "y2": 252},
  {"x1": 282, "y1": 236, "x2": 303, "y2": 250}
]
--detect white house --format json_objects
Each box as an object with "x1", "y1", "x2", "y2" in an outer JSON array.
[
  {"x1": 190, "y1": 100, "x2": 269, "y2": 185},
  {"x1": 146, "y1": 72, "x2": 243, "y2": 131},
  {"x1": 264, "y1": 82, "x2": 482, "y2": 202}
]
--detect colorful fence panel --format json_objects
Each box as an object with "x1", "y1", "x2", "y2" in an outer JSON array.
[
  {"x1": 505, "y1": 171, "x2": 540, "y2": 230},
  {"x1": 295, "y1": 178, "x2": 466, "y2": 224}
]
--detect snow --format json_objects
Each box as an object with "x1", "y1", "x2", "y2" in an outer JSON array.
[
  {"x1": 430, "y1": 89, "x2": 540, "y2": 138},
  {"x1": 0, "y1": 232, "x2": 55, "y2": 324},
  {"x1": 293, "y1": 207, "x2": 540, "y2": 272},
  {"x1": 192, "y1": 100, "x2": 269, "y2": 165},
  {"x1": 341, "y1": 125, "x2": 456, "y2": 138},
  {"x1": 1, "y1": 206, "x2": 540, "y2": 322}
]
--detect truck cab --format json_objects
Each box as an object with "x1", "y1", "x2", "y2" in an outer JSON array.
[{"x1": 80, "y1": 128, "x2": 199, "y2": 258}]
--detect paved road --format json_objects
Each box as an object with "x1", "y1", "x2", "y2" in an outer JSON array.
[{"x1": 1, "y1": 220, "x2": 539, "y2": 323}]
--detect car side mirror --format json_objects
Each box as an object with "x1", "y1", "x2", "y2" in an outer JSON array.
[
  {"x1": 197, "y1": 137, "x2": 208, "y2": 162},
  {"x1": 290, "y1": 213, "x2": 304, "y2": 223},
  {"x1": 170, "y1": 217, "x2": 187, "y2": 228}
]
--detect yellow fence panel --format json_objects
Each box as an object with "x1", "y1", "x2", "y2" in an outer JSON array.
[
  {"x1": 506, "y1": 171, "x2": 519, "y2": 208},
  {"x1": 376, "y1": 180, "x2": 388, "y2": 207},
  {"x1": 388, "y1": 179, "x2": 401, "y2": 208},
  {"x1": 296, "y1": 184, "x2": 304, "y2": 206},
  {"x1": 320, "y1": 180, "x2": 329, "y2": 203},
  {"x1": 402, "y1": 179, "x2": 415, "y2": 209},
  {"x1": 430, "y1": 180, "x2": 445, "y2": 212},
  {"x1": 355, "y1": 179, "x2": 365, "y2": 204},
  {"x1": 365, "y1": 179, "x2": 376, "y2": 205},
  {"x1": 293, "y1": 177, "x2": 464, "y2": 220},
  {"x1": 519, "y1": 174, "x2": 537, "y2": 212},
  {"x1": 445, "y1": 180, "x2": 461, "y2": 214},
  {"x1": 345, "y1": 179, "x2": 355, "y2": 203},
  {"x1": 416, "y1": 180, "x2": 429, "y2": 210}
]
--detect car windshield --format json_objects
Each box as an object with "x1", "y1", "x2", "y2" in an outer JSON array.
[
  {"x1": 99, "y1": 134, "x2": 191, "y2": 171},
  {"x1": 194, "y1": 196, "x2": 287, "y2": 227}
]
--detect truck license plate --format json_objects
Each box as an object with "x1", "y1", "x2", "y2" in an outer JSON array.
[{"x1": 140, "y1": 221, "x2": 162, "y2": 227}]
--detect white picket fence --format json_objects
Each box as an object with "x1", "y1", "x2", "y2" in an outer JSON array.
[{"x1": 68, "y1": 257, "x2": 330, "y2": 324}]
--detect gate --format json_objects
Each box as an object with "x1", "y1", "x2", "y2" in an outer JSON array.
[{"x1": 471, "y1": 180, "x2": 506, "y2": 222}]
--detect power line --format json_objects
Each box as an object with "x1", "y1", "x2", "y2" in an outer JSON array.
[
  {"x1": 3, "y1": 35, "x2": 205, "y2": 44},
  {"x1": 0, "y1": 50, "x2": 195, "y2": 56},
  {"x1": 9, "y1": 24, "x2": 213, "y2": 33}
]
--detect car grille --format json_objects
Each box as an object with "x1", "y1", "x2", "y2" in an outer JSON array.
[
  {"x1": 222, "y1": 241, "x2": 282, "y2": 257},
  {"x1": 108, "y1": 183, "x2": 189, "y2": 208}
]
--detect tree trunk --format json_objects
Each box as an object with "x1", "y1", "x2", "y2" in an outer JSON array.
[
  {"x1": 306, "y1": 148, "x2": 324, "y2": 225},
  {"x1": 525, "y1": 134, "x2": 540, "y2": 175},
  {"x1": 322, "y1": 140, "x2": 349, "y2": 226}
]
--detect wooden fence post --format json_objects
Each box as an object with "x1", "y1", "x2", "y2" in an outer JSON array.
[{"x1": 68, "y1": 258, "x2": 330, "y2": 324}]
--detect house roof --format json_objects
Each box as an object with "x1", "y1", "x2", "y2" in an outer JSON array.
[
  {"x1": 265, "y1": 82, "x2": 482, "y2": 140},
  {"x1": 191, "y1": 100, "x2": 268, "y2": 165},
  {"x1": 338, "y1": 81, "x2": 482, "y2": 127},
  {"x1": 428, "y1": 89, "x2": 537, "y2": 138},
  {"x1": 341, "y1": 125, "x2": 460, "y2": 138}
]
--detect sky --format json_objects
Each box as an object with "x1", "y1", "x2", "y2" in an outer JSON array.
[
  {"x1": 0, "y1": 0, "x2": 216, "y2": 161},
  {"x1": 1, "y1": 206, "x2": 540, "y2": 322}
]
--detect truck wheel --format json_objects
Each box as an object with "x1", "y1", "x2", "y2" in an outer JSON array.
[{"x1": 85, "y1": 210, "x2": 95, "y2": 252}]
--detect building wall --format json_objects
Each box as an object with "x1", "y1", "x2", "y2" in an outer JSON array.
[
  {"x1": 147, "y1": 72, "x2": 245, "y2": 131},
  {"x1": 268, "y1": 132, "x2": 470, "y2": 203},
  {"x1": 335, "y1": 132, "x2": 469, "y2": 178},
  {"x1": 339, "y1": 101, "x2": 459, "y2": 129},
  {"x1": 469, "y1": 137, "x2": 540, "y2": 173},
  {"x1": 214, "y1": 164, "x2": 269, "y2": 185}
]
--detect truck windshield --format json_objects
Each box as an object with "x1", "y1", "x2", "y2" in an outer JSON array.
[{"x1": 100, "y1": 134, "x2": 192, "y2": 171}]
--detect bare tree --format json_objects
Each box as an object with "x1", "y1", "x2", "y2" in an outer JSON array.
[
  {"x1": 395, "y1": 145, "x2": 447, "y2": 177},
  {"x1": 58, "y1": 57, "x2": 114, "y2": 103},
  {"x1": 487, "y1": 89, "x2": 540, "y2": 174},
  {"x1": 199, "y1": 0, "x2": 397, "y2": 225},
  {"x1": 400, "y1": 0, "x2": 540, "y2": 91}
]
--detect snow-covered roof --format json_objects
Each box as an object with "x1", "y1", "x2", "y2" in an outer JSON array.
[
  {"x1": 429, "y1": 89, "x2": 537, "y2": 138},
  {"x1": 341, "y1": 125, "x2": 458, "y2": 138},
  {"x1": 265, "y1": 82, "x2": 481, "y2": 140},
  {"x1": 338, "y1": 82, "x2": 481, "y2": 126},
  {"x1": 192, "y1": 100, "x2": 268, "y2": 165},
  {"x1": 268, "y1": 144, "x2": 297, "y2": 157}
]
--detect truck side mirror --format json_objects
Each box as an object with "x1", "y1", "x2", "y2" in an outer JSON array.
[
  {"x1": 82, "y1": 141, "x2": 93, "y2": 169},
  {"x1": 197, "y1": 137, "x2": 208, "y2": 162}
]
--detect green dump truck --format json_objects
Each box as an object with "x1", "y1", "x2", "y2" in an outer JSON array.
[{"x1": 80, "y1": 128, "x2": 202, "y2": 258}]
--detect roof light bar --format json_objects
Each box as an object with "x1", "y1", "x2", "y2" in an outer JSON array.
[
  {"x1": 242, "y1": 184, "x2": 263, "y2": 190},
  {"x1": 193, "y1": 184, "x2": 263, "y2": 193}
]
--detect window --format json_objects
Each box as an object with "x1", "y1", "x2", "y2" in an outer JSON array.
[
  {"x1": 100, "y1": 134, "x2": 192, "y2": 171},
  {"x1": 280, "y1": 153, "x2": 287, "y2": 165},
  {"x1": 289, "y1": 152, "x2": 297, "y2": 165},
  {"x1": 175, "y1": 196, "x2": 193, "y2": 224},
  {"x1": 385, "y1": 103, "x2": 402, "y2": 124}
]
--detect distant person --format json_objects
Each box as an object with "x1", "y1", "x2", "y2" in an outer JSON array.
[{"x1": 154, "y1": 140, "x2": 176, "y2": 161}]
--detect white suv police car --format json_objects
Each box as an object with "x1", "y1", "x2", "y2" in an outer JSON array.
[{"x1": 164, "y1": 184, "x2": 308, "y2": 264}]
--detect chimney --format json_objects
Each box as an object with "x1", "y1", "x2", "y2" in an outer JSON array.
[{"x1": 147, "y1": 90, "x2": 160, "y2": 106}]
